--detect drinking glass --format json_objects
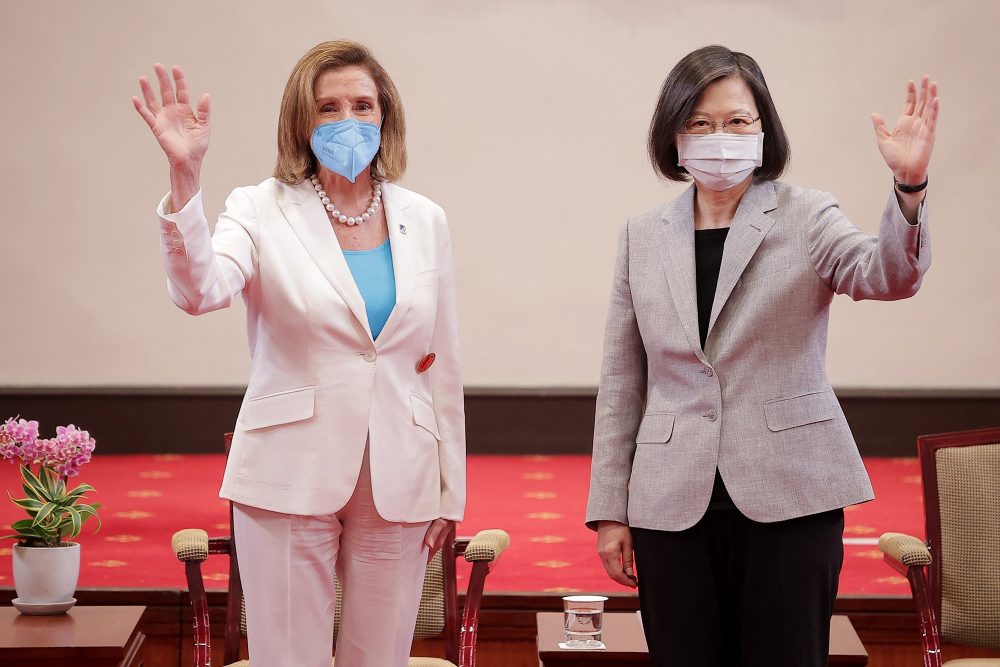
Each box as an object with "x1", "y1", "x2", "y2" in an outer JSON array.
[{"x1": 562, "y1": 595, "x2": 608, "y2": 647}]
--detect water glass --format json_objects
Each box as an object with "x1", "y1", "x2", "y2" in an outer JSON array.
[{"x1": 562, "y1": 595, "x2": 608, "y2": 647}]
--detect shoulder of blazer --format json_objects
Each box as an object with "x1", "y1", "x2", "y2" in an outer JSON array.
[
  {"x1": 770, "y1": 180, "x2": 837, "y2": 217},
  {"x1": 628, "y1": 197, "x2": 677, "y2": 234},
  {"x1": 383, "y1": 182, "x2": 446, "y2": 219},
  {"x1": 624, "y1": 185, "x2": 694, "y2": 238},
  {"x1": 213, "y1": 177, "x2": 299, "y2": 213},
  {"x1": 381, "y1": 182, "x2": 449, "y2": 241}
]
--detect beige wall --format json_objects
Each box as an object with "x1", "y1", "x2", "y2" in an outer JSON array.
[{"x1": 0, "y1": 0, "x2": 997, "y2": 388}]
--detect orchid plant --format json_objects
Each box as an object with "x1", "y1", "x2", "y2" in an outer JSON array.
[{"x1": 0, "y1": 417, "x2": 101, "y2": 547}]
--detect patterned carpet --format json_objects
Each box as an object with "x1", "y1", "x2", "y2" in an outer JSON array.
[{"x1": 0, "y1": 454, "x2": 923, "y2": 596}]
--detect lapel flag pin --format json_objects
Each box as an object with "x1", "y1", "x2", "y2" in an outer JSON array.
[
  {"x1": 416, "y1": 353, "x2": 436, "y2": 373},
  {"x1": 399, "y1": 224, "x2": 407, "y2": 235}
]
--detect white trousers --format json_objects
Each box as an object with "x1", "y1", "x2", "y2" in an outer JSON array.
[{"x1": 232, "y1": 447, "x2": 431, "y2": 667}]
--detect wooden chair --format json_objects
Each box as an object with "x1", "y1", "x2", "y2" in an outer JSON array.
[
  {"x1": 170, "y1": 434, "x2": 510, "y2": 667},
  {"x1": 878, "y1": 426, "x2": 1000, "y2": 667}
]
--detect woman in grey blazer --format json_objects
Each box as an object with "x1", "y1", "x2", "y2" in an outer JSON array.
[{"x1": 585, "y1": 45, "x2": 937, "y2": 666}]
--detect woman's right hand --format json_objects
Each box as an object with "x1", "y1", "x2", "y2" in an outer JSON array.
[
  {"x1": 133, "y1": 63, "x2": 211, "y2": 167},
  {"x1": 597, "y1": 520, "x2": 637, "y2": 589},
  {"x1": 132, "y1": 64, "x2": 210, "y2": 211}
]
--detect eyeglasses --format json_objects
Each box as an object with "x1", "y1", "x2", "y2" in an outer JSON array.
[{"x1": 683, "y1": 114, "x2": 761, "y2": 135}]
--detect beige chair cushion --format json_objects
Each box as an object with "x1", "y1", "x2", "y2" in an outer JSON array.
[
  {"x1": 227, "y1": 659, "x2": 455, "y2": 667},
  {"x1": 943, "y1": 660, "x2": 1000, "y2": 666},
  {"x1": 413, "y1": 550, "x2": 447, "y2": 639},
  {"x1": 936, "y1": 443, "x2": 1000, "y2": 649},
  {"x1": 878, "y1": 532, "x2": 931, "y2": 566}
]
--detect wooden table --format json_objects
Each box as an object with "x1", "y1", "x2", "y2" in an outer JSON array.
[
  {"x1": 0, "y1": 605, "x2": 145, "y2": 666},
  {"x1": 537, "y1": 612, "x2": 868, "y2": 665}
]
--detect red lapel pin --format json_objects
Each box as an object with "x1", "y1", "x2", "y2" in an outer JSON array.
[{"x1": 416, "y1": 353, "x2": 436, "y2": 373}]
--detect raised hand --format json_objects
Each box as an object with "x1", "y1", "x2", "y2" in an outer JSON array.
[
  {"x1": 132, "y1": 64, "x2": 211, "y2": 169},
  {"x1": 871, "y1": 75, "x2": 939, "y2": 185}
]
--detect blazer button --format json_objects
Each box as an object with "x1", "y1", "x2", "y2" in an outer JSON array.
[
  {"x1": 703, "y1": 367, "x2": 714, "y2": 377},
  {"x1": 363, "y1": 350, "x2": 377, "y2": 362},
  {"x1": 705, "y1": 409, "x2": 718, "y2": 422}
]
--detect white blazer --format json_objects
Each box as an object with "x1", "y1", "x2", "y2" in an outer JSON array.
[{"x1": 156, "y1": 178, "x2": 465, "y2": 522}]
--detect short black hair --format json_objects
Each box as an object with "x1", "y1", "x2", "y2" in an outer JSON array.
[{"x1": 648, "y1": 45, "x2": 790, "y2": 182}]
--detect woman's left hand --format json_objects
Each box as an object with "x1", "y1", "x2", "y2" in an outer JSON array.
[
  {"x1": 871, "y1": 75, "x2": 940, "y2": 185},
  {"x1": 424, "y1": 518, "x2": 454, "y2": 561}
]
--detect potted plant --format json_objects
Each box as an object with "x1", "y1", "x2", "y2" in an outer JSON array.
[{"x1": 1, "y1": 417, "x2": 101, "y2": 614}]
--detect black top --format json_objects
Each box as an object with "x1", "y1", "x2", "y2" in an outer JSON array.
[
  {"x1": 694, "y1": 227, "x2": 730, "y2": 349},
  {"x1": 694, "y1": 227, "x2": 736, "y2": 511}
]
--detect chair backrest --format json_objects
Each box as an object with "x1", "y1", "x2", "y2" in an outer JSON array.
[{"x1": 919, "y1": 427, "x2": 1000, "y2": 649}]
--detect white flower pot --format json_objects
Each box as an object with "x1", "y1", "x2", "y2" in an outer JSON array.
[{"x1": 12, "y1": 543, "x2": 80, "y2": 604}]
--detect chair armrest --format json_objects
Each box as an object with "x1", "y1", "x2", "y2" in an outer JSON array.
[
  {"x1": 463, "y1": 529, "x2": 510, "y2": 563},
  {"x1": 878, "y1": 532, "x2": 941, "y2": 663},
  {"x1": 878, "y1": 532, "x2": 931, "y2": 567},
  {"x1": 171, "y1": 528, "x2": 209, "y2": 562}
]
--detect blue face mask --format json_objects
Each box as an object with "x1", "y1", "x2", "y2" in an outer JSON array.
[{"x1": 310, "y1": 118, "x2": 381, "y2": 183}]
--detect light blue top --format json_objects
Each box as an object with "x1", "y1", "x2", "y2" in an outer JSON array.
[{"x1": 342, "y1": 238, "x2": 396, "y2": 339}]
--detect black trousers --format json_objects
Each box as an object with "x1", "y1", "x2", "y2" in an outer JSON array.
[{"x1": 631, "y1": 506, "x2": 844, "y2": 667}]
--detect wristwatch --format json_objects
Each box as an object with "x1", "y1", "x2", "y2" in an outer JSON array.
[{"x1": 894, "y1": 176, "x2": 929, "y2": 193}]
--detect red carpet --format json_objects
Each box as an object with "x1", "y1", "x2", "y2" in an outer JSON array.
[{"x1": 0, "y1": 455, "x2": 922, "y2": 596}]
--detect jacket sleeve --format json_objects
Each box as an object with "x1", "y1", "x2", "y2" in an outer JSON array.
[
  {"x1": 157, "y1": 188, "x2": 259, "y2": 315},
  {"x1": 428, "y1": 208, "x2": 466, "y2": 522},
  {"x1": 585, "y1": 220, "x2": 647, "y2": 530},
  {"x1": 807, "y1": 189, "x2": 930, "y2": 300}
]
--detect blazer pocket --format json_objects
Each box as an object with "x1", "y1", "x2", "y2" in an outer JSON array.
[
  {"x1": 763, "y1": 389, "x2": 838, "y2": 432},
  {"x1": 242, "y1": 386, "x2": 316, "y2": 431},
  {"x1": 415, "y1": 268, "x2": 439, "y2": 287},
  {"x1": 411, "y1": 394, "x2": 441, "y2": 441},
  {"x1": 635, "y1": 413, "x2": 676, "y2": 445}
]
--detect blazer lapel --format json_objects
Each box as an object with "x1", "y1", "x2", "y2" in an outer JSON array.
[
  {"x1": 372, "y1": 183, "x2": 414, "y2": 346},
  {"x1": 705, "y1": 181, "x2": 778, "y2": 338},
  {"x1": 656, "y1": 187, "x2": 708, "y2": 364},
  {"x1": 277, "y1": 181, "x2": 373, "y2": 341}
]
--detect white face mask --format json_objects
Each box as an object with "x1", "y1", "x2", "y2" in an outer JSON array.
[{"x1": 676, "y1": 132, "x2": 764, "y2": 191}]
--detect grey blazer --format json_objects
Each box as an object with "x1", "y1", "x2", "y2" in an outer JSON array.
[{"x1": 585, "y1": 180, "x2": 930, "y2": 532}]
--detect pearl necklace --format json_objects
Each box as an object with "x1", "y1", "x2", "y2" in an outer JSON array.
[{"x1": 310, "y1": 175, "x2": 382, "y2": 226}]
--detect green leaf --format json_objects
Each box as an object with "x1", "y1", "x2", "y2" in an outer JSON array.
[
  {"x1": 31, "y1": 502, "x2": 57, "y2": 527},
  {"x1": 11, "y1": 518, "x2": 51, "y2": 539},
  {"x1": 73, "y1": 503, "x2": 101, "y2": 516},
  {"x1": 7, "y1": 490, "x2": 35, "y2": 514},
  {"x1": 9, "y1": 520, "x2": 47, "y2": 540},
  {"x1": 12, "y1": 497, "x2": 44, "y2": 511},
  {"x1": 74, "y1": 504, "x2": 102, "y2": 532},
  {"x1": 20, "y1": 466, "x2": 49, "y2": 500},
  {"x1": 53, "y1": 477, "x2": 67, "y2": 501},
  {"x1": 38, "y1": 467, "x2": 63, "y2": 499},
  {"x1": 64, "y1": 483, "x2": 95, "y2": 501},
  {"x1": 65, "y1": 507, "x2": 82, "y2": 539},
  {"x1": 20, "y1": 481, "x2": 41, "y2": 502}
]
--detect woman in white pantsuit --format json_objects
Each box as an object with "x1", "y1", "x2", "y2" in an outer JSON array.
[{"x1": 133, "y1": 41, "x2": 466, "y2": 667}]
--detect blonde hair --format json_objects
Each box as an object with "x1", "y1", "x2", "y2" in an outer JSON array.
[{"x1": 274, "y1": 40, "x2": 407, "y2": 184}]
